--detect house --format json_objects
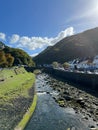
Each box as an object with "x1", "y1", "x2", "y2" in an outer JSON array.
[{"x1": 93, "y1": 55, "x2": 98, "y2": 68}]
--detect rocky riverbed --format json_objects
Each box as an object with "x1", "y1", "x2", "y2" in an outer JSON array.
[{"x1": 43, "y1": 73, "x2": 98, "y2": 129}]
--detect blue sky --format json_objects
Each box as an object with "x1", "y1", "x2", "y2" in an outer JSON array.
[{"x1": 0, "y1": 0, "x2": 98, "y2": 56}]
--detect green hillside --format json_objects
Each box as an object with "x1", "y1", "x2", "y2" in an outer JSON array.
[
  {"x1": 0, "y1": 67, "x2": 35, "y2": 130},
  {"x1": 0, "y1": 42, "x2": 35, "y2": 67},
  {"x1": 34, "y1": 27, "x2": 98, "y2": 64}
]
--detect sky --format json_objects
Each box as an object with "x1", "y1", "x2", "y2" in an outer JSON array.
[{"x1": 0, "y1": 0, "x2": 98, "y2": 57}]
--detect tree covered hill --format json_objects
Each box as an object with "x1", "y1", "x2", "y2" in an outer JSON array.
[
  {"x1": 0, "y1": 42, "x2": 35, "y2": 67},
  {"x1": 34, "y1": 27, "x2": 98, "y2": 64}
]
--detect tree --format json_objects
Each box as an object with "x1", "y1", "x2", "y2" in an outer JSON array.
[
  {"x1": 2, "y1": 44, "x2": 35, "y2": 67},
  {"x1": 0, "y1": 51, "x2": 6, "y2": 66},
  {"x1": 5, "y1": 53, "x2": 14, "y2": 67},
  {"x1": 63, "y1": 62, "x2": 70, "y2": 69},
  {"x1": 0, "y1": 51, "x2": 14, "y2": 67},
  {"x1": 52, "y1": 61, "x2": 59, "y2": 68}
]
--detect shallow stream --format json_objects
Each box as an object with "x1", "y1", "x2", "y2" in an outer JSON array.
[{"x1": 25, "y1": 73, "x2": 92, "y2": 130}]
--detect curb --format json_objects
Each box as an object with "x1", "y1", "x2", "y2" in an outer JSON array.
[{"x1": 14, "y1": 93, "x2": 37, "y2": 130}]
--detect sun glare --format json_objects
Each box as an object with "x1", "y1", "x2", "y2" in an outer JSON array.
[{"x1": 92, "y1": 1, "x2": 98, "y2": 15}]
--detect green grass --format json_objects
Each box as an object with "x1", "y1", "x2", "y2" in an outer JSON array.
[
  {"x1": 15, "y1": 94, "x2": 37, "y2": 130},
  {"x1": 0, "y1": 67, "x2": 35, "y2": 106},
  {"x1": 0, "y1": 67, "x2": 36, "y2": 130}
]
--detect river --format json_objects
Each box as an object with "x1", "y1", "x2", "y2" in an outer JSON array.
[{"x1": 25, "y1": 73, "x2": 91, "y2": 130}]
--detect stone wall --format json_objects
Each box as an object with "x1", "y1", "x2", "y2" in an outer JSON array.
[{"x1": 43, "y1": 68, "x2": 98, "y2": 90}]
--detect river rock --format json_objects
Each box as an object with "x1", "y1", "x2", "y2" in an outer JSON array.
[
  {"x1": 45, "y1": 73, "x2": 98, "y2": 126},
  {"x1": 81, "y1": 115, "x2": 89, "y2": 121},
  {"x1": 89, "y1": 125, "x2": 96, "y2": 130},
  {"x1": 46, "y1": 91, "x2": 50, "y2": 94},
  {"x1": 63, "y1": 91, "x2": 69, "y2": 95},
  {"x1": 63, "y1": 95, "x2": 72, "y2": 101}
]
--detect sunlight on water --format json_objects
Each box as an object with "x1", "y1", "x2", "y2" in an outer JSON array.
[{"x1": 37, "y1": 92, "x2": 47, "y2": 95}]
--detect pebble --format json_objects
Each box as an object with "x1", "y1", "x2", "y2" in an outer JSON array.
[{"x1": 47, "y1": 75, "x2": 98, "y2": 128}]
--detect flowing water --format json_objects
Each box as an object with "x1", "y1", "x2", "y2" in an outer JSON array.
[{"x1": 25, "y1": 73, "x2": 90, "y2": 130}]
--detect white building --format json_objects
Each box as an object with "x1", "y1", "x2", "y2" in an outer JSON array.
[
  {"x1": 77, "y1": 60, "x2": 89, "y2": 69},
  {"x1": 93, "y1": 55, "x2": 98, "y2": 68}
]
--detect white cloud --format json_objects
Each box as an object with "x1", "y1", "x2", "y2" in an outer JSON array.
[
  {"x1": 10, "y1": 34, "x2": 20, "y2": 43},
  {"x1": 9, "y1": 27, "x2": 74, "y2": 51},
  {"x1": 0, "y1": 32, "x2": 6, "y2": 41},
  {"x1": 54, "y1": 27, "x2": 74, "y2": 43},
  {"x1": 30, "y1": 53, "x2": 39, "y2": 57}
]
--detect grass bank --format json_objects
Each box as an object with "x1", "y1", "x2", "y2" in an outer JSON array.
[
  {"x1": 15, "y1": 94, "x2": 37, "y2": 130},
  {"x1": 0, "y1": 67, "x2": 35, "y2": 130}
]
